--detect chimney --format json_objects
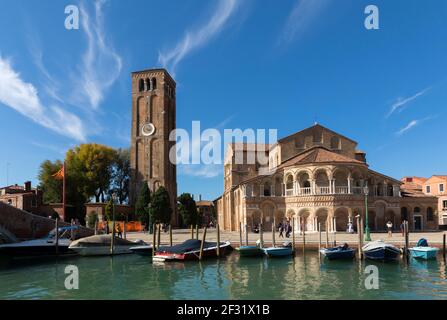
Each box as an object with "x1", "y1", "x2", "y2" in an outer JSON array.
[{"x1": 24, "y1": 181, "x2": 32, "y2": 192}]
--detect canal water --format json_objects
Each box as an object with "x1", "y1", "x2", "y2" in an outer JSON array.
[{"x1": 0, "y1": 252, "x2": 446, "y2": 300}]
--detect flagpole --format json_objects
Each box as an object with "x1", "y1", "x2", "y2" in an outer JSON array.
[{"x1": 63, "y1": 161, "x2": 66, "y2": 222}]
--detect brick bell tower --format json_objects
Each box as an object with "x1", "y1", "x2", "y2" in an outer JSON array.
[{"x1": 129, "y1": 68, "x2": 178, "y2": 226}]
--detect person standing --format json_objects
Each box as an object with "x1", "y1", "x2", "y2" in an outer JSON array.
[
  {"x1": 386, "y1": 221, "x2": 393, "y2": 237},
  {"x1": 279, "y1": 222, "x2": 284, "y2": 238},
  {"x1": 400, "y1": 221, "x2": 405, "y2": 237}
]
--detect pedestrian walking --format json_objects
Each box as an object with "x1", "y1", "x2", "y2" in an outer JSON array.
[{"x1": 386, "y1": 220, "x2": 393, "y2": 237}]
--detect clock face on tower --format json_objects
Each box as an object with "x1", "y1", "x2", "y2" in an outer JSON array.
[{"x1": 141, "y1": 123, "x2": 155, "y2": 136}]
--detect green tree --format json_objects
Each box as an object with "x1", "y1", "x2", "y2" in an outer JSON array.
[
  {"x1": 110, "y1": 148, "x2": 130, "y2": 204},
  {"x1": 67, "y1": 143, "x2": 117, "y2": 203},
  {"x1": 178, "y1": 193, "x2": 198, "y2": 227},
  {"x1": 37, "y1": 160, "x2": 63, "y2": 203},
  {"x1": 149, "y1": 186, "x2": 172, "y2": 224},
  {"x1": 135, "y1": 182, "x2": 151, "y2": 225},
  {"x1": 105, "y1": 199, "x2": 113, "y2": 221}
]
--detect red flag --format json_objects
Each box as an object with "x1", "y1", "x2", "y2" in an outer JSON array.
[{"x1": 52, "y1": 165, "x2": 65, "y2": 180}]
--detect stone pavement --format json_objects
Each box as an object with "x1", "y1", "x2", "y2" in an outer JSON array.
[{"x1": 126, "y1": 228, "x2": 447, "y2": 249}]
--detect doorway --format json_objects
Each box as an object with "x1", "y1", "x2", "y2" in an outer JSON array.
[{"x1": 413, "y1": 215, "x2": 423, "y2": 231}]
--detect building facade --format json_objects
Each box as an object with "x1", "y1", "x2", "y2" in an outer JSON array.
[
  {"x1": 401, "y1": 176, "x2": 447, "y2": 228},
  {"x1": 0, "y1": 182, "x2": 65, "y2": 220},
  {"x1": 129, "y1": 68, "x2": 178, "y2": 225},
  {"x1": 216, "y1": 124, "x2": 439, "y2": 233}
]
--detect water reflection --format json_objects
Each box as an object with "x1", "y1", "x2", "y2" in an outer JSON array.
[{"x1": 0, "y1": 252, "x2": 446, "y2": 300}]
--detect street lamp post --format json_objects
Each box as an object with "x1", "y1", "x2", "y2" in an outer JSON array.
[
  {"x1": 364, "y1": 186, "x2": 371, "y2": 242},
  {"x1": 110, "y1": 193, "x2": 117, "y2": 255}
]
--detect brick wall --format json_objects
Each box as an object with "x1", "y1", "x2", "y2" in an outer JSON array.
[{"x1": 0, "y1": 202, "x2": 94, "y2": 240}]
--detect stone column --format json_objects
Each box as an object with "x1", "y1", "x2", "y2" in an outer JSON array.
[{"x1": 348, "y1": 178, "x2": 353, "y2": 194}]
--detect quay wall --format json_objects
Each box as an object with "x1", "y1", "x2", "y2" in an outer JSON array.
[{"x1": 0, "y1": 202, "x2": 94, "y2": 240}]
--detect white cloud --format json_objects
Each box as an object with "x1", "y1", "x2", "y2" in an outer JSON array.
[
  {"x1": 279, "y1": 0, "x2": 331, "y2": 44},
  {"x1": 75, "y1": 0, "x2": 122, "y2": 110},
  {"x1": 396, "y1": 116, "x2": 435, "y2": 136},
  {"x1": 158, "y1": 0, "x2": 239, "y2": 74},
  {"x1": 0, "y1": 56, "x2": 86, "y2": 141},
  {"x1": 387, "y1": 87, "x2": 431, "y2": 118}
]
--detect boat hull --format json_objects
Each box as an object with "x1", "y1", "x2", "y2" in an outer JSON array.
[
  {"x1": 363, "y1": 247, "x2": 400, "y2": 261},
  {"x1": 409, "y1": 247, "x2": 439, "y2": 260},
  {"x1": 130, "y1": 245, "x2": 153, "y2": 256},
  {"x1": 153, "y1": 241, "x2": 232, "y2": 262},
  {"x1": 320, "y1": 248, "x2": 355, "y2": 260},
  {"x1": 236, "y1": 246, "x2": 264, "y2": 257},
  {"x1": 0, "y1": 239, "x2": 72, "y2": 257},
  {"x1": 70, "y1": 245, "x2": 134, "y2": 256},
  {"x1": 263, "y1": 247, "x2": 294, "y2": 257}
]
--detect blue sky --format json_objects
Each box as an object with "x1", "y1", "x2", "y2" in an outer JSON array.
[{"x1": 0, "y1": 0, "x2": 446, "y2": 201}]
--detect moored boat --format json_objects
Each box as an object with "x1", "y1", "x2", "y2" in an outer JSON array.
[
  {"x1": 68, "y1": 234, "x2": 146, "y2": 256},
  {"x1": 0, "y1": 226, "x2": 79, "y2": 258},
  {"x1": 263, "y1": 247, "x2": 294, "y2": 257},
  {"x1": 153, "y1": 239, "x2": 232, "y2": 262},
  {"x1": 263, "y1": 242, "x2": 294, "y2": 258},
  {"x1": 320, "y1": 244, "x2": 355, "y2": 260},
  {"x1": 362, "y1": 240, "x2": 400, "y2": 261},
  {"x1": 236, "y1": 245, "x2": 264, "y2": 257},
  {"x1": 130, "y1": 245, "x2": 153, "y2": 256},
  {"x1": 409, "y1": 238, "x2": 439, "y2": 260}
]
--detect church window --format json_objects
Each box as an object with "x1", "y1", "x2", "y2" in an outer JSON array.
[
  {"x1": 145, "y1": 78, "x2": 151, "y2": 91},
  {"x1": 330, "y1": 136, "x2": 341, "y2": 150},
  {"x1": 427, "y1": 207, "x2": 434, "y2": 222},
  {"x1": 139, "y1": 79, "x2": 145, "y2": 92},
  {"x1": 151, "y1": 77, "x2": 157, "y2": 90}
]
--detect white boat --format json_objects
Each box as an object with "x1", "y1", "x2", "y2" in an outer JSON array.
[
  {"x1": 0, "y1": 226, "x2": 78, "y2": 258},
  {"x1": 362, "y1": 240, "x2": 401, "y2": 261},
  {"x1": 69, "y1": 234, "x2": 146, "y2": 256}
]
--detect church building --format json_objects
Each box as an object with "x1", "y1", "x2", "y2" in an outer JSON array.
[{"x1": 215, "y1": 124, "x2": 439, "y2": 233}]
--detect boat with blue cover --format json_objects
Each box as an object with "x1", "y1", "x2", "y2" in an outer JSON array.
[
  {"x1": 320, "y1": 243, "x2": 355, "y2": 260},
  {"x1": 409, "y1": 238, "x2": 439, "y2": 260},
  {"x1": 236, "y1": 245, "x2": 264, "y2": 257},
  {"x1": 362, "y1": 240, "x2": 401, "y2": 261},
  {"x1": 263, "y1": 242, "x2": 294, "y2": 258}
]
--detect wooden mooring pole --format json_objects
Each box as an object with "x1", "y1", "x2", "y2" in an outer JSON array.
[
  {"x1": 357, "y1": 217, "x2": 362, "y2": 259},
  {"x1": 260, "y1": 223, "x2": 264, "y2": 248},
  {"x1": 325, "y1": 221, "x2": 329, "y2": 248},
  {"x1": 55, "y1": 218, "x2": 59, "y2": 256},
  {"x1": 157, "y1": 223, "x2": 161, "y2": 249},
  {"x1": 190, "y1": 225, "x2": 194, "y2": 239},
  {"x1": 169, "y1": 224, "x2": 173, "y2": 246},
  {"x1": 443, "y1": 233, "x2": 446, "y2": 260},
  {"x1": 318, "y1": 222, "x2": 322, "y2": 252},
  {"x1": 196, "y1": 224, "x2": 199, "y2": 240},
  {"x1": 199, "y1": 227, "x2": 207, "y2": 260},
  {"x1": 123, "y1": 221, "x2": 127, "y2": 240},
  {"x1": 152, "y1": 223, "x2": 156, "y2": 257},
  {"x1": 292, "y1": 218, "x2": 296, "y2": 253},
  {"x1": 404, "y1": 221, "x2": 410, "y2": 261},
  {"x1": 239, "y1": 222, "x2": 243, "y2": 247},
  {"x1": 94, "y1": 220, "x2": 98, "y2": 236},
  {"x1": 272, "y1": 217, "x2": 276, "y2": 248},
  {"x1": 245, "y1": 224, "x2": 248, "y2": 246},
  {"x1": 302, "y1": 217, "x2": 306, "y2": 254},
  {"x1": 216, "y1": 223, "x2": 221, "y2": 257}
]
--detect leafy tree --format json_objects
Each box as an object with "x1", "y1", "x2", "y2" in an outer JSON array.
[
  {"x1": 109, "y1": 148, "x2": 130, "y2": 204},
  {"x1": 135, "y1": 182, "x2": 151, "y2": 225},
  {"x1": 38, "y1": 160, "x2": 63, "y2": 203},
  {"x1": 105, "y1": 199, "x2": 113, "y2": 221},
  {"x1": 149, "y1": 186, "x2": 172, "y2": 225},
  {"x1": 178, "y1": 193, "x2": 198, "y2": 227},
  {"x1": 67, "y1": 144, "x2": 117, "y2": 203}
]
